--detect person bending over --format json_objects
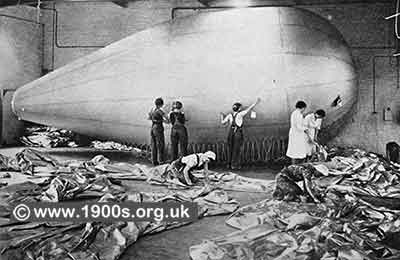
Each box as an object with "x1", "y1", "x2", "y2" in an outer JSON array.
[
  {"x1": 272, "y1": 164, "x2": 321, "y2": 203},
  {"x1": 304, "y1": 109, "x2": 326, "y2": 160},
  {"x1": 162, "y1": 151, "x2": 216, "y2": 186}
]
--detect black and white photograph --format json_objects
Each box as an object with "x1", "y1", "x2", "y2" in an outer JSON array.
[{"x1": 0, "y1": 0, "x2": 399, "y2": 259}]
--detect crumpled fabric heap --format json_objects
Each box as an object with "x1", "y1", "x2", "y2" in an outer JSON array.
[
  {"x1": 20, "y1": 125, "x2": 148, "y2": 154},
  {"x1": 0, "y1": 183, "x2": 238, "y2": 260},
  {"x1": 80, "y1": 155, "x2": 148, "y2": 180},
  {"x1": 0, "y1": 149, "x2": 274, "y2": 194},
  {"x1": 0, "y1": 154, "x2": 19, "y2": 172},
  {"x1": 0, "y1": 149, "x2": 148, "y2": 180},
  {"x1": 0, "y1": 149, "x2": 245, "y2": 260},
  {"x1": 91, "y1": 141, "x2": 135, "y2": 151},
  {"x1": 0, "y1": 149, "x2": 278, "y2": 260},
  {"x1": 41, "y1": 172, "x2": 125, "y2": 202},
  {"x1": 190, "y1": 147, "x2": 400, "y2": 260},
  {"x1": 0, "y1": 148, "x2": 68, "y2": 183},
  {"x1": 21, "y1": 126, "x2": 78, "y2": 148},
  {"x1": 15, "y1": 148, "x2": 61, "y2": 175}
]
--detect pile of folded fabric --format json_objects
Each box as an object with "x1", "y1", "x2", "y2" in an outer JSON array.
[
  {"x1": 20, "y1": 126, "x2": 145, "y2": 153},
  {"x1": 91, "y1": 141, "x2": 134, "y2": 151},
  {"x1": 190, "y1": 148, "x2": 400, "y2": 260},
  {"x1": 21, "y1": 126, "x2": 78, "y2": 148}
]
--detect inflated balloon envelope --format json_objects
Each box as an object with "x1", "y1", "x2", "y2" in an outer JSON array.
[{"x1": 12, "y1": 7, "x2": 357, "y2": 155}]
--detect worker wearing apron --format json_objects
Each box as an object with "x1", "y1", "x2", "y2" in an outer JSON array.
[
  {"x1": 169, "y1": 101, "x2": 188, "y2": 161},
  {"x1": 286, "y1": 101, "x2": 309, "y2": 165},
  {"x1": 221, "y1": 98, "x2": 260, "y2": 169}
]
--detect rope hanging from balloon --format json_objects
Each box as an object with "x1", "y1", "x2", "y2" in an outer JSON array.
[{"x1": 36, "y1": 0, "x2": 41, "y2": 23}]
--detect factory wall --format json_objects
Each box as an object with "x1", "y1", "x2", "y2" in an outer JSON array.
[
  {"x1": 1, "y1": 1, "x2": 399, "y2": 155},
  {"x1": 40, "y1": 0, "x2": 202, "y2": 69},
  {"x1": 303, "y1": 4, "x2": 399, "y2": 155},
  {"x1": 0, "y1": 6, "x2": 42, "y2": 145}
]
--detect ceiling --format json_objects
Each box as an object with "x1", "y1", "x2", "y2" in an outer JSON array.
[
  {"x1": 0, "y1": 0, "x2": 130, "y2": 8},
  {"x1": 0, "y1": 0, "x2": 394, "y2": 8}
]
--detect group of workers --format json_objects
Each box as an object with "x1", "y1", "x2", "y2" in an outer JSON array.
[
  {"x1": 148, "y1": 97, "x2": 262, "y2": 168},
  {"x1": 286, "y1": 101, "x2": 326, "y2": 165},
  {"x1": 273, "y1": 101, "x2": 327, "y2": 203},
  {"x1": 147, "y1": 97, "x2": 325, "y2": 187},
  {"x1": 148, "y1": 97, "x2": 216, "y2": 186},
  {"x1": 148, "y1": 97, "x2": 188, "y2": 166}
]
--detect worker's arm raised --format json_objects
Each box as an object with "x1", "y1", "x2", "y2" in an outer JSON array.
[{"x1": 241, "y1": 97, "x2": 261, "y2": 116}]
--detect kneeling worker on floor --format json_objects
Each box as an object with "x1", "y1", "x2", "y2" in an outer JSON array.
[{"x1": 148, "y1": 151, "x2": 216, "y2": 186}]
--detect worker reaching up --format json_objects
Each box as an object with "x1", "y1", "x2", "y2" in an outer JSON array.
[{"x1": 221, "y1": 98, "x2": 261, "y2": 170}]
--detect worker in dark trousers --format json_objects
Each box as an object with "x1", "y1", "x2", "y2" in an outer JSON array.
[
  {"x1": 148, "y1": 97, "x2": 169, "y2": 166},
  {"x1": 221, "y1": 98, "x2": 260, "y2": 169},
  {"x1": 169, "y1": 101, "x2": 188, "y2": 161}
]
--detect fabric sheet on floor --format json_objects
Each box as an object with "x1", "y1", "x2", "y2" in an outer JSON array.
[
  {"x1": 190, "y1": 148, "x2": 400, "y2": 260},
  {"x1": 0, "y1": 148, "x2": 274, "y2": 260}
]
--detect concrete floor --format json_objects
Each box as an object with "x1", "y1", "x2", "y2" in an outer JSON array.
[{"x1": 0, "y1": 147, "x2": 278, "y2": 260}]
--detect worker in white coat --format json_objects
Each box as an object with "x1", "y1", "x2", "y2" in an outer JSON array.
[
  {"x1": 304, "y1": 109, "x2": 326, "y2": 158},
  {"x1": 286, "y1": 101, "x2": 309, "y2": 164}
]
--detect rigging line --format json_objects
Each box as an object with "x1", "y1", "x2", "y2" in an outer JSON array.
[
  {"x1": 36, "y1": 0, "x2": 41, "y2": 23},
  {"x1": 396, "y1": 0, "x2": 400, "y2": 39}
]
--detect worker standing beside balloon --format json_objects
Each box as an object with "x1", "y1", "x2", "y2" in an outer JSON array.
[
  {"x1": 169, "y1": 101, "x2": 188, "y2": 160},
  {"x1": 221, "y1": 98, "x2": 261, "y2": 170},
  {"x1": 286, "y1": 101, "x2": 310, "y2": 165},
  {"x1": 304, "y1": 109, "x2": 326, "y2": 159},
  {"x1": 148, "y1": 98, "x2": 169, "y2": 166}
]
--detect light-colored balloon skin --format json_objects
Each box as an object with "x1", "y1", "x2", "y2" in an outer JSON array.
[{"x1": 12, "y1": 7, "x2": 357, "y2": 156}]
